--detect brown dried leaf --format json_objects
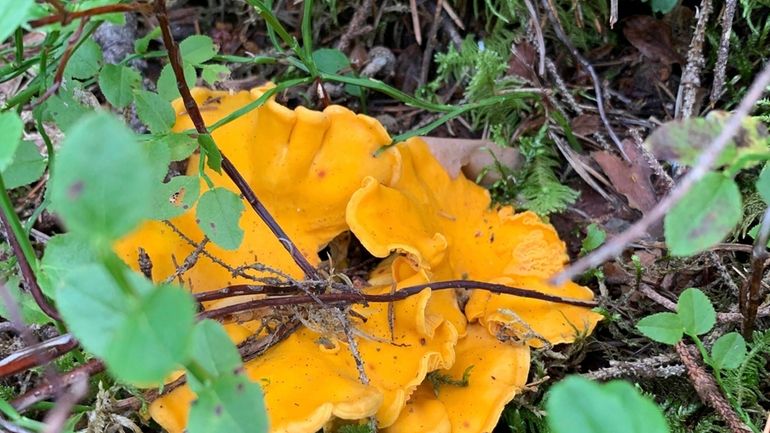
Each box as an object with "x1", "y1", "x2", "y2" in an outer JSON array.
[
  {"x1": 592, "y1": 142, "x2": 657, "y2": 214},
  {"x1": 570, "y1": 114, "x2": 601, "y2": 136},
  {"x1": 623, "y1": 16, "x2": 685, "y2": 65},
  {"x1": 508, "y1": 42, "x2": 538, "y2": 83},
  {"x1": 421, "y1": 137, "x2": 521, "y2": 186}
]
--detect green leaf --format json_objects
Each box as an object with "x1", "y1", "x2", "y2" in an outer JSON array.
[
  {"x1": 0, "y1": 277, "x2": 51, "y2": 325},
  {"x1": 198, "y1": 134, "x2": 222, "y2": 172},
  {"x1": 0, "y1": 0, "x2": 33, "y2": 43},
  {"x1": 56, "y1": 264, "x2": 196, "y2": 384},
  {"x1": 99, "y1": 64, "x2": 141, "y2": 108},
  {"x1": 196, "y1": 187, "x2": 244, "y2": 250},
  {"x1": 2, "y1": 141, "x2": 46, "y2": 189},
  {"x1": 55, "y1": 264, "x2": 140, "y2": 357},
  {"x1": 164, "y1": 133, "x2": 198, "y2": 161},
  {"x1": 149, "y1": 175, "x2": 200, "y2": 220},
  {"x1": 39, "y1": 233, "x2": 98, "y2": 297},
  {"x1": 64, "y1": 39, "x2": 104, "y2": 80},
  {"x1": 580, "y1": 223, "x2": 606, "y2": 255},
  {"x1": 676, "y1": 288, "x2": 715, "y2": 336},
  {"x1": 312, "y1": 48, "x2": 350, "y2": 74},
  {"x1": 645, "y1": 113, "x2": 769, "y2": 168},
  {"x1": 710, "y1": 332, "x2": 747, "y2": 370},
  {"x1": 188, "y1": 320, "x2": 243, "y2": 392},
  {"x1": 201, "y1": 64, "x2": 231, "y2": 86},
  {"x1": 636, "y1": 312, "x2": 683, "y2": 345},
  {"x1": 664, "y1": 172, "x2": 741, "y2": 256},
  {"x1": 49, "y1": 112, "x2": 153, "y2": 241},
  {"x1": 134, "y1": 27, "x2": 161, "y2": 54},
  {"x1": 647, "y1": 0, "x2": 678, "y2": 13},
  {"x1": 135, "y1": 90, "x2": 176, "y2": 133},
  {"x1": 547, "y1": 376, "x2": 670, "y2": 433},
  {"x1": 187, "y1": 374, "x2": 268, "y2": 433},
  {"x1": 756, "y1": 163, "x2": 770, "y2": 205},
  {"x1": 41, "y1": 86, "x2": 90, "y2": 132},
  {"x1": 157, "y1": 63, "x2": 197, "y2": 101},
  {"x1": 180, "y1": 35, "x2": 218, "y2": 66},
  {"x1": 106, "y1": 284, "x2": 196, "y2": 384},
  {"x1": 0, "y1": 112, "x2": 24, "y2": 171}
]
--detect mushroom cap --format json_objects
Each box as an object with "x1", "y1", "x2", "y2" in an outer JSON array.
[
  {"x1": 346, "y1": 137, "x2": 601, "y2": 344},
  {"x1": 148, "y1": 265, "x2": 460, "y2": 433},
  {"x1": 115, "y1": 85, "x2": 400, "y2": 293},
  {"x1": 385, "y1": 324, "x2": 530, "y2": 433}
]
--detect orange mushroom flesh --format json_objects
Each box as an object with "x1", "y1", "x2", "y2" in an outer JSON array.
[{"x1": 116, "y1": 87, "x2": 601, "y2": 433}]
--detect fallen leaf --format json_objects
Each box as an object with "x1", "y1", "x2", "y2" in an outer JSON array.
[
  {"x1": 592, "y1": 142, "x2": 657, "y2": 214},
  {"x1": 420, "y1": 137, "x2": 521, "y2": 186},
  {"x1": 623, "y1": 16, "x2": 684, "y2": 65}
]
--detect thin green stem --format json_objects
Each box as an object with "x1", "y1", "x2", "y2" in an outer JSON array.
[
  {"x1": 13, "y1": 28, "x2": 23, "y2": 68},
  {"x1": 101, "y1": 251, "x2": 138, "y2": 298},
  {"x1": 301, "y1": 0, "x2": 318, "y2": 76},
  {"x1": 207, "y1": 77, "x2": 314, "y2": 132},
  {"x1": 0, "y1": 175, "x2": 38, "y2": 272}
]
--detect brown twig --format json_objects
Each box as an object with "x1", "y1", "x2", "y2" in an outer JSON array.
[
  {"x1": 162, "y1": 237, "x2": 209, "y2": 284},
  {"x1": 522, "y1": 0, "x2": 545, "y2": 76},
  {"x1": 409, "y1": 0, "x2": 422, "y2": 45},
  {"x1": 554, "y1": 61, "x2": 770, "y2": 285},
  {"x1": 538, "y1": 0, "x2": 628, "y2": 160},
  {"x1": 198, "y1": 279, "x2": 598, "y2": 319},
  {"x1": 675, "y1": 342, "x2": 750, "y2": 433},
  {"x1": 12, "y1": 359, "x2": 104, "y2": 411},
  {"x1": 710, "y1": 0, "x2": 738, "y2": 105},
  {"x1": 418, "y1": 0, "x2": 443, "y2": 87},
  {"x1": 154, "y1": 0, "x2": 318, "y2": 280},
  {"x1": 29, "y1": 2, "x2": 151, "y2": 28},
  {"x1": 742, "y1": 207, "x2": 770, "y2": 337},
  {"x1": 41, "y1": 373, "x2": 88, "y2": 433},
  {"x1": 0, "y1": 205, "x2": 60, "y2": 323},
  {"x1": 0, "y1": 334, "x2": 77, "y2": 379},
  {"x1": 335, "y1": 0, "x2": 374, "y2": 52},
  {"x1": 32, "y1": 18, "x2": 89, "y2": 109},
  {"x1": 676, "y1": 0, "x2": 713, "y2": 118}
]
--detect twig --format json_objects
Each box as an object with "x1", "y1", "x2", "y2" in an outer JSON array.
[
  {"x1": 199, "y1": 279, "x2": 598, "y2": 319},
  {"x1": 154, "y1": 0, "x2": 319, "y2": 280},
  {"x1": 538, "y1": 0, "x2": 628, "y2": 160},
  {"x1": 0, "y1": 180, "x2": 60, "y2": 322},
  {"x1": 675, "y1": 342, "x2": 750, "y2": 433},
  {"x1": 522, "y1": 0, "x2": 545, "y2": 76},
  {"x1": 0, "y1": 334, "x2": 77, "y2": 379},
  {"x1": 553, "y1": 61, "x2": 770, "y2": 285},
  {"x1": 29, "y1": 2, "x2": 151, "y2": 28},
  {"x1": 418, "y1": 0, "x2": 443, "y2": 86},
  {"x1": 41, "y1": 374, "x2": 88, "y2": 433},
  {"x1": 162, "y1": 237, "x2": 209, "y2": 284},
  {"x1": 31, "y1": 18, "x2": 89, "y2": 109},
  {"x1": 12, "y1": 359, "x2": 104, "y2": 411},
  {"x1": 675, "y1": 0, "x2": 713, "y2": 119},
  {"x1": 409, "y1": 0, "x2": 422, "y2": 45},
  {"x1": 583, "y1": 353, "x2": 683, "y2": 380},
  {"x1": 710, "y1": 0, "x2": 738, "y2": 105},
  {"x1": 742, "y1": 207, "x2": 770, "y2": 337},
  {"x1": 335, "y1": 0, "x2": 374, "y2": 52}
]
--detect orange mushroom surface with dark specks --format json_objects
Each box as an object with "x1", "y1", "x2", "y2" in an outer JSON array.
[{"x1": 115, "y1": 87, "x2": 601, "y2": 433}]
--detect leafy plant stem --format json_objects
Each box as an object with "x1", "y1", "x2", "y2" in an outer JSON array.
[
  {"x1": 101, "y1": 252, "x2": 138, "y2": 298},
  {"x1": 28, "y1": 1, "x2": 152, "y2": 28},
  {"x1": 155, "y1": 0, "x2": 319, "y2": 279},
  {"x1": 185, "y1": 359, "x2": 215, "y2": 384},
  {"x1": 0, "y1": 174, "x2": 60, "y2": 322},
  {"x1": 301, "y1": 0, "x2": 319, "y2": 76}
]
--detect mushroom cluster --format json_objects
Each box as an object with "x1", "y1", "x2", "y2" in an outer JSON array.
[{"x1": 115, "y1": 85, "x2": 602, "y2": 433}]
